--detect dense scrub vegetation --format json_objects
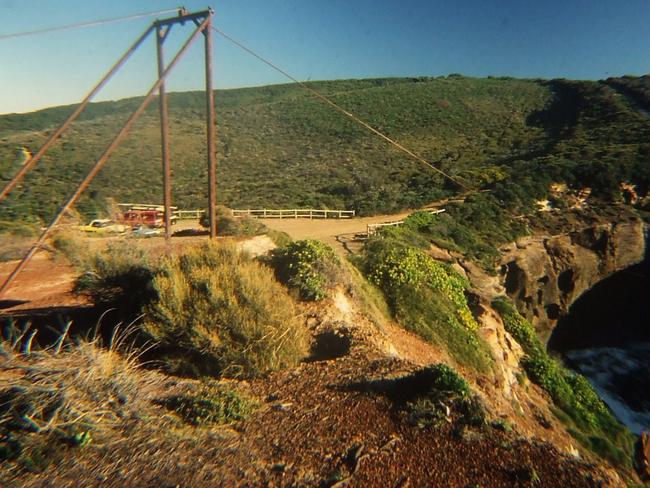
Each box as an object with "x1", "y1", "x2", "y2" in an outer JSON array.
[
  {"x1": 74, "y1": 242, "x2": 308, "y2": 378},
  {"x1": 380, "y1": 208, "x2": 525, "y2": 270},
  {"x1": 198, "y1": 205, "x2": 268, "y2": 236},
  {"x1": 160, "y1": 382, "x2": 257, "y2": 426},
  {"x1": 357, "y1": 235, "x2": 492, "y2": 373},
  {"x1": 145, "y1": 243, "x2": 308, "y2": 377},
  {"x1": 492, "y1": 299, "x2": 637, "y2": 468},
  {"x1": 269, "y1": 239, "x2": 343, "y2": 301},
  {"x1": 3, "y1": 76, "x2": 648, "y2": 270},
  {"x1": 606, "y1": 75, "x2": 650, "y2": 111}
]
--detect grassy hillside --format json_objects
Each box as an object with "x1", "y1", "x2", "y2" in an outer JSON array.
[
  {"x1": 0, "y1": 75, "x2": 649, "y2": 227},
  {"x1": 606, "y1": 75, "x2": 650, "y2": 110}
]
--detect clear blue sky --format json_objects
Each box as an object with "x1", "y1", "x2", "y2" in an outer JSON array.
[{"x1": 1, "y1": 0, "x2": 649, "y2": 114}]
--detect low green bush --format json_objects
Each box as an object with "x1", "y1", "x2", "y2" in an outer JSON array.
[
  {"x1": 388, "y1": 199, "x2": 526, "y2": 272},
  {"x1": 0, "y1": 221, "x2": 39, "y2": 262},
  {"x1": 405, "y1": 364, "x2": 486, "y2": 428},
  {"x1": 361, "y1": 239, "x2": 492, "y2": 373},
  {"x1": 199, "y1": 205, "x2": 267, "y2": 237},
  {"x1": 266, "y1": 229, "x2": 292, "y2": 248},
  {"x1": 74, "y1": 242, "x2": 156, "y2": 317},
  {"x1": 343, "y1": 259, "x2": 392, "y2": 331},
  {"x1": 492, "y1": 298, "x2": 636, "y2": 467},
  {"x1": 75, "y1": 242, "x2": 308, "y2": 378},
  {"x1": 492, "y1": 299, "x2": 544, "y2": 356},
  {"x1": 415, "y1": 363, "x2": 471, "y2": 396},
  {"x1": 144, "y1": 243, "x2": 308, "y2": 378},
  {"x1": 0, "y1": 220, "x2": 38, "y2": 238},
  {"x1": 366, "y1": 243, "x2": 477, "y2": 331},
  {"x1": 160, "y1": 382, "x2": 257, "y2": 426},
  {"x1": 269, "y1": 240, "x2": 342, "y2": 301}
]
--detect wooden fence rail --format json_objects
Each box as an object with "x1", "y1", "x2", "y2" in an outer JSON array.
[
  {"x1": 232, "y1": 209, "x2": 355, "y2": 219},
  {"x1": 173, "y1": 209, "x2": 205, "y2": 220}
]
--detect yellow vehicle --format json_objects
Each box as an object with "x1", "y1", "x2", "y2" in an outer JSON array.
[{"x1": 78, "y1": 219, "x2": 128, "y2": 234}]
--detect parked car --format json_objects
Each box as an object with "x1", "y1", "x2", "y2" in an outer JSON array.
[
  {"x1": 121, "y1": 209, "x2": 177, "y2": 228},
  {"x1": 78, "y1": 219, "x2": 128, "y2": 234},
  {"x1": 131, "y1": 224, "x2": 163, "y2": 238}
]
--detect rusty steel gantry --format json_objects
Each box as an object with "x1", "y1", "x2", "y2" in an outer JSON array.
[
  {"x1": 0, "y1": 8, "x2": 218, "y2": 298},
  {"x1": 156, "y1": 8, "x2": 217, "y2": 240}
]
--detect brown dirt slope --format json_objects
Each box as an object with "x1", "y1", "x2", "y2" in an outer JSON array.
[
  {"x1": 0, "y1": 236, "x2": 625, "y2": 487},
  {"x1": 1, "y1": 289, "x2": 620, "y2": 487}
]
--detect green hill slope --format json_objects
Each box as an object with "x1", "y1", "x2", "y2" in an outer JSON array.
[{"x1": 0, "y1": 75, "x2": 648, "y2": 232}]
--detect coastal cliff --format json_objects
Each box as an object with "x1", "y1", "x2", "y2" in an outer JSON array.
[{"x1": 497, "y1": 215, "x2": 646, "y2": 342}]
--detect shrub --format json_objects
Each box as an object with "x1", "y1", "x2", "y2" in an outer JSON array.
[
  {"x1": 361, "y1": 239, "x2": 492, "y2": 372},
  {"x1": 143, "y1": 243, "x2": 308, "y2": 378},
  {"x1": 492, "y1": 299, "x2": 544, "y2": 356},
  {"x1": 415, "y1": 363, "x2": 471, "y2": 396},
  {"x1": 366, "y1": 244, "x2": 477, "y2": 331},
  {"x1": 402, "y1": 210, "x2": 440, "y2": 233},
  {"x1": 405, "y1": 364, "x2": 486, "y2": 428},
  {"x1": 50, "y1": 230, "x2": 89, "y2": 267},
  {"x1": 269, "y1": 240, "x2": 342, "y2": 301},
  {"x1": 387, "y1": 200, "x2": 526, "y2": 272},
  {"x1": 199, "y1": 205, "x2": 267, "y2": 237},
  {"x1": 160, "y1": 382, "x2": 257, "y2": 426},
  {"x1": 0, "y1": 221, "x2": 39, "y2": 262},
  {"x1": 266, "y1": 229, "x2": 292, "y2": 248},
  {"x1": 343, "y1": 259, "x2": 392, "y2": 331},
  {"x1": 0, "y1": 220, "x2": 38, "y2": 238},
  {"x1": 74, "y1": 243, "x2": 157, "y2": 318}
]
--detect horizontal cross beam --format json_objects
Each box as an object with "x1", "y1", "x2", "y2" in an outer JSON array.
[{"x1": 153, "y1": 9, "x2": 212, "y2": 28}]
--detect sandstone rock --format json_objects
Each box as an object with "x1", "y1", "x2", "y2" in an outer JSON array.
[
  {"x1": 459, "y1": 259, "x2": 504, "y2": 299},
  {"x1": 473, "y1": 296, "x2": 523, "y2": 400},
  {"x1": 638, "y1": 432, "x2": 650, "y2": 481},
  {"x1": 428, "y1": 243, "x2": 454, "y2": 262},
  {"x1": 498, "y1": 218, "x2": 645, "y2": 341}
]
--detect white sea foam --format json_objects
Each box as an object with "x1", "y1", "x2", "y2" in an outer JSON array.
[{"x1": 566, "y1": 344, "x2": 650, "y2": 434}]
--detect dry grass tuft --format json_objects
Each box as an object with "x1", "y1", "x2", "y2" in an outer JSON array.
[{"x1": 0, "y1": 324, "x2": 162, "y2": 475}]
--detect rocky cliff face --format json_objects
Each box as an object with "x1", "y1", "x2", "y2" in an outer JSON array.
[{"x1": 497, "y1": 215, "x2": 646, "y2": 342}]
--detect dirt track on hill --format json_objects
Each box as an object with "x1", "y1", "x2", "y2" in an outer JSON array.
[
  {"x1": 0, "y1": 253, "x2": 86, "y2": 312},
  {"x1": 262, "y1": 211, "x2": 412, "y2": 251}
]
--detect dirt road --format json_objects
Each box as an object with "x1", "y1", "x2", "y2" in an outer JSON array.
[
  {"x1": 0, "y1": 253, "x2": 86, "y2": 313},
  {"x1": 262, "y1": 211, "x2": 413, "y2": 250}
]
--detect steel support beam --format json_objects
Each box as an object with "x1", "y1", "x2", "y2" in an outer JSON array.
[
  {"x1": 204, "y1": 14, "x2": 217, "y2": 239},
  {"x1": 156, "y1": 24, "x2": 172, "y2": 241}
]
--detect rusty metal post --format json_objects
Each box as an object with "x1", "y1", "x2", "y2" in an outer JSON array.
[
  {"x1": 156, "y1": 24, "x2": 172, "y2": 241},
  {"x1": 204, "y1": 12, "x2": 217, "y2": 239},
  {"x1": 0, "y1": 17, "x2": 210, "y2": 299},
  {"x1": 0, "y1": 24, "x2": 155, "y2": 204}
]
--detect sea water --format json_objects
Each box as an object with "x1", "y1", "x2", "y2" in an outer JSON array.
[{"x1": 565, "y1": 343, "x2": 650, "y2": 434}]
